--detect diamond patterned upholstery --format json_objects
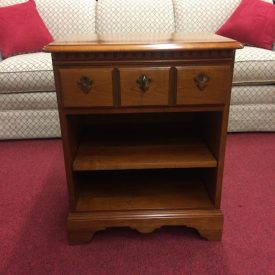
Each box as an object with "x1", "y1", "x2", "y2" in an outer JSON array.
[
  {"x1": 0, "y1": 110, "x2": 60, "y2": 139},
  {"x1": 0, "y1": 0, "x2": 96, "y2": 39},
  {"x1": 0, "y1": 92, "x2": 57, "y2": 111},
  {"x1": 96, "y1": 0, "x2": 175, "y2": 33},
  {"x1": 234, "y1": 47, "x2": 275, "y2": 84},
  {"x1": 231, "y1": 85, "x2": 275, "y2": 105},
  {"x1": 229, "y1": 104, "x2": 275, "y2": 132},
  {"x1": 230, "y1": 45, "x2": 275, "y2": 131},
  {"x1": 173, "y1": 0, "x2": 273, "y2": 33},
  {"x1": 0, "y1": 53, "x2": 54, "y2": 94},
  {"x1": 0, "y1": 0, "x2": 274, "y2": 139},
  {"x1": 173, "y1": 0, "x2": 241, "y2": 33}
]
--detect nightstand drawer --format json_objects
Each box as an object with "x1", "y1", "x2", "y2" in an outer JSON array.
[
  {"x1": 177, "y1": 65, "x2": 231, "y2": 105},
  {"x1": 59, "y1": 68, "x2": 113, "y2": 107},
  {"x1": 119, "y1": 67, "x2": 170, "y2": 106}
]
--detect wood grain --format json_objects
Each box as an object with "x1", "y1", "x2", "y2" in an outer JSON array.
[
  {"x1": 59, "y1": 67, "x2": 114, "y2": 107},
  {"x1": 67, "y1": 209, "x2": 223, "y2": 244},
  {"x1": 48, "y1": 32, "x2": 238, "y2": 243},
  {"x1": 73, "y1": 137, "x2": 217, "y2": 171},
  {"x1": 177, "y1": 65, "x2": 231, "y2": 105},
  {"x1": 76, "y1": 170, "x2": 214, "y2": 211},
  {"x1": 120, "y1": 67, "x2": 170, "y2": 106},
  {"x1": 44, "y1": 32, "x2": 242, "y2": 53}
]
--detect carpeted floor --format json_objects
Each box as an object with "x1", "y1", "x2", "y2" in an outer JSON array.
[{"x1": 0, "y1": 133, "x2": 274, "y2": 275}]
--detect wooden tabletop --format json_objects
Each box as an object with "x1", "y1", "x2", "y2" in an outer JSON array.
[{"x1": 44, "y1": 32, "x2": 243, "y2": 53}]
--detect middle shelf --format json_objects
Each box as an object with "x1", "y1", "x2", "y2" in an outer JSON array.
[
  {"x1": 70, "y1": 112, "x2": 219, "y2": 171},
  {"x1": 73, "y1": 135, "x2": 217, "y2": 171}
]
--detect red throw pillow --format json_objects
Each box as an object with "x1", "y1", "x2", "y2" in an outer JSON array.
[
  {"x1": 0, "y1": 0, "x2": 53, "y2": 58},
  {"x1": 216, "y1": 0, "x2": 275, "y2": 50}
]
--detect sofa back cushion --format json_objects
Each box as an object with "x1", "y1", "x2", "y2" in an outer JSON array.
[
  {"x1": 0, "y1": 0, "x2": 96, "y2": 39},
  {"x1": 96, "y1": 0, "x2": 175, "y2": 33},
  {"x1": 173, "y1": 0, "x2": 273, "y2": 33}
]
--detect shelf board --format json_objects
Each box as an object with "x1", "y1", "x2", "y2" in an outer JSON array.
[
  {"x1": 76, "y1": 170, "x2": 214, "y2": 212},
  {"x1": 73, "y1": 132, "x2": 217, "y2": 171}
]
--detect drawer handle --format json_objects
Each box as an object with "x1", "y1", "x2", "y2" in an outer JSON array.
[
  {"x1": 77, "y1": 76, "x2": 93, "y2": 94},
  {"x1": 136, "y1": 74, "x2": 151, "y2": 92},
  {"x1": 194, "y1": 73, "x2": 210, "y2": 91}
]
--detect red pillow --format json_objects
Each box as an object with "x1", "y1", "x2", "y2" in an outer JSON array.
[
  {"x1": 216, "y1": 0, "x2": 275, "y2": 50},
  {"x1": 0, "y1": 0, "x2": 53, "y2": 58}
]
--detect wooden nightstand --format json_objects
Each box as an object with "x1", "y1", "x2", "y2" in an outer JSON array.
[{"x1": 45, "y1": 33, "x2": 242, "y2": 244}]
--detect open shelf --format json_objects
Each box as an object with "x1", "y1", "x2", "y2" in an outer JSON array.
[
  {"x1": 76, "y1": 169, "x2": 214, "y2": 212},
  {"x1": 73, "y1": 125, "x2": 217, "y2": 171}
]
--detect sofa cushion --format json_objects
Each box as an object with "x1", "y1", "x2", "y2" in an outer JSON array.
[
  {"x1": 0, "y1": 92, "x2": 57, "y2": 110},
  {"x1": 0, "y1": 0, "x2": 96, "y2": 39},
  {"x1": 229, "y1": 104, "x2": 275, "y2": 131},
  {"x1": 173, "y1": 0, "x2": 273, "y2": 33},
  {"x1": 0, "y1": 109, "x2": 60, "y2": 139},
  {"x1": 0, "y1": 0, "x2": 53, "y2": 58},
  {"x1": 233, "y1": 46, "x2": 275, "y2": 84},
  {"x1": 173, "y1": 0, "x2": 241, "y2": 33},
  {"x1": 0, "y1": 52, "x2": 54, "y2": 93},
  {"x1": 96, "y1": 0, "x2": 175, "y2": 33},
  {"x1": 231, "y1": 85, "x2": 275, "y2": 105}
]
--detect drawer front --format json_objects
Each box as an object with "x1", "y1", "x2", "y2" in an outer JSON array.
[
  {"x1": 177, "y1": 65, "x2": 231, "y2": 105},
  {"x1": 120, "y1": 67, "x2": 170, "y2": 106},
  {"x1": 59, "y1": 68, "x2": 113, "y2": 107}
]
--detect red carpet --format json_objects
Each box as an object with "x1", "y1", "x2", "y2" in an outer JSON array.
[{"x1": 0, "y1": 134, "x2": 274, "y2": 275}]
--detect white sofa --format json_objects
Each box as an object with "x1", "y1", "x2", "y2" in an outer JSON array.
[{"x1": 0, "y1": 0, "x2": 274, "y2": 139}]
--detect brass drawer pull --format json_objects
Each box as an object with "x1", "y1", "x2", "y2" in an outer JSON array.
[
  {"x1": 194, "y1": 73, "x2": 210, "y2": 90},
  {"x1": 77, "y1": 76, "x2": 93, "y2": 93},
  {"x1": 136, "y1": 74, "x2": 151, "y2": 92}
]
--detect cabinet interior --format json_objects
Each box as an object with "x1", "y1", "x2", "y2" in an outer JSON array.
[{"x1": 66, "y1": 111, "x2": 223, "y2": 211}]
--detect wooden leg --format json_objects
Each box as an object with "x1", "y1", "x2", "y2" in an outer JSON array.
[{"x1": 68, "y1": 230, "x2": 96, "y2": 245}]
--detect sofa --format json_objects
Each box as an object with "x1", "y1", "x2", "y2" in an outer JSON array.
[{"x1": 0, "y1": 0, "x2": 274, "y2": 139}]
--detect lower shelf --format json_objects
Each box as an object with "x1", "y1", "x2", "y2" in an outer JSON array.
[
  {"x1": 76, "y1": 169, "x2": 214, "y2": 212},
  {"x1": 68, "y1": 169, "x2": 223, "y2": 244}
]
